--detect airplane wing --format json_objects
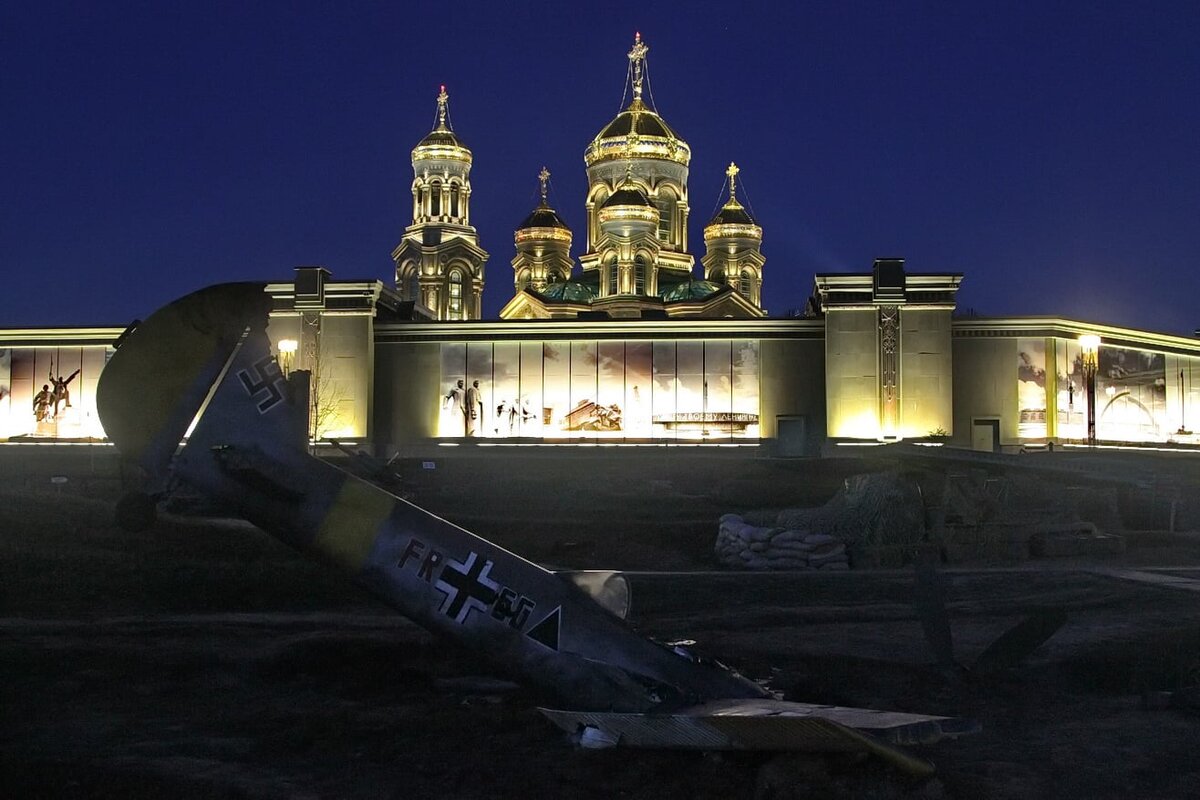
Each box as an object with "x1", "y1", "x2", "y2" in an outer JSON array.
[{"x1": 541, "y1": 698, "x2": 979, "y2": 777}]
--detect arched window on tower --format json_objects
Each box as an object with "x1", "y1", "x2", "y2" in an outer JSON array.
[
  {"x1": 517, "y1": 269, "x2": 530, "y2": 292},
  {"x1": 607, "y1": 259, "x2": 618, "y2": 296},
  {"x1": 402, "y1": 263, "x2": 418, "y2": 301},
  {"x1": 634, "y1": 255, "x2": 647, "y2": 295},
  {"x1": 739, "y1": 269, "x2": 753, "y2": 300},
  {"x1": 588, "y1": 186, "x2": 609, "y2": 248},
  {"x1": 655, "y1": 190, "x2": 674, "y2": 245},
  {"x1": 430, "y1": 181, "x2": 442, "y2": 217},
  {"x1": 447, "y1": 270, "x2": 464, "y2": 320},
  {"x1": 450, "y1": 183, "x2": 460, "y2": 218}
]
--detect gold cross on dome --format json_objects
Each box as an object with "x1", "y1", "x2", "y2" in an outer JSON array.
[
  {"x1": 628, "y1": 32, "x2": 649, "y2": 100},
  {"x1": 726, "y1": 162, "x2": 740, "y2": 200},
  {"x1": 436, "y1": 85, "x2": 449, "y2": 128},
  {"x1": 538, "y1": 167, "x2": 551, "y2": 201}
]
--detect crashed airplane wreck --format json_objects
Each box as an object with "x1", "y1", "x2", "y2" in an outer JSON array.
[{"x1": 97, "y1": 283, "x2": 978, "y2": 775}]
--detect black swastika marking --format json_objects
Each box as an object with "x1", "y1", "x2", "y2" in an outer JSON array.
[{"x1": 237, "y1": 356, "x2": 286, "y2": 413}]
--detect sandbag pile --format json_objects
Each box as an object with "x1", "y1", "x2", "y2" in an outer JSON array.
[{"x1": 715, "y1": 514, "x2": 850, "y2": 570}]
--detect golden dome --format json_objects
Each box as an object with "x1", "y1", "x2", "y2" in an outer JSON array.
[
  {"x1": 516, "y1": 167, "x2": 572, "y2": 244},
  {"x1": 583, "y1": 34, "x2": 690, "y2": 168},
  {"x1": 598, "y1": 175, "x2": 659, "y2": 225},
  {"x1": 412, "y1": 86, "x2": 472, "y2": 165},
  {"x1": 704, "y1": 163, "x2": 762, "y2": 241}
]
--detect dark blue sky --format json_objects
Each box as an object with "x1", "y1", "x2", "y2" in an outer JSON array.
[{"x1": 4, "y1": 2, "x2": 1199, "y2": 332}]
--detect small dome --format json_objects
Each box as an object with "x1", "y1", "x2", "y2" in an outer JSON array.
[
  {"x1": 412, "y1": 87, "x2": 472, "y2": 164},
  {"x1": 660, "y1": 279, "x2": 722, "y2": 302},
  {"x1": 536, "y1": 280, "x2": 596, "y2": 303},
  {"x1": 602, "y1": 184, "x2": 654, "y2": 209},
  {"x1": 704, "y1": 163, "x2": 761, "y2": 240},
  {"x1": 708, "y1": 200, "x2": 757, "y2": 227},
  {"x1": 518, "y1": 202, "x2": 570, "y2": 231},
  {"x1": 416, "y1": 127, "x2": 468, "y2": 151}
]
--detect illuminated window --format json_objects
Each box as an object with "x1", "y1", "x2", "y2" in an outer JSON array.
[
  {"x1": 448, "y1": 271, "x2": 463, "y2": 319},
  {"x1": 739, "y1": 270, "x2": 752, "y2": 299},
  {"x1": 634, "y1": 256, "x2": 647, "y2": 294},
  {"x1": 517, "y1": 269, "x2": 530, "y2": 291},
  {"x1": 589, "y1": 188, "x2": 608, "y2": 247},
  {"x1": 656, "y1": 194, "x2": 672, "y2": 243},
  {"x1": 450, "y1": 184, "x2": 460, "y2": 218},
  {"x1": 607, "y1": 260, "x2": 618, "y2": 295},
  {"x1": 430, "y1": 181, "x2": 442, "y2": 217},
  {"x1": 403, "y1": 265, "x2": 418, "y2": 300}
]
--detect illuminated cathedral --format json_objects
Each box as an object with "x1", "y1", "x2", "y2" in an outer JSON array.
[
  {"x1": 391, "y1": 34, "x2": 764, "y2": 322},
  {"x1": 3, "y1": 35, "x2": 1200, "y2": 453}
]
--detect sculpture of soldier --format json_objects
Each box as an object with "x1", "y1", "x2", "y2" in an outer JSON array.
[
  {"x1": 444, "y1": 379, "x2": 466, "y2": 435},
  {"x1": 49, "y1": 364, "x2": 81, "y2": 418},
  {"x1": 33, "y1": 384, "x2": 53, "y2": 422},
  {"x1": 464, "y1": 379, "x2": 483, "y2": 436}
]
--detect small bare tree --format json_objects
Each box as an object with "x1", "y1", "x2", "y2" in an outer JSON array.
[{"x1": 310, "y1": 357, "x2": 348, "y2": 441}]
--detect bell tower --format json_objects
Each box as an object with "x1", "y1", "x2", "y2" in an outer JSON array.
[
  {"x1": 511, "y1": 167, "x2": 574, "y2": 294},
  {"x1": 702, "y1": 162, "x2": 765, "y2": 309},
  {"x1": 392, "y1": 86, "x2": 489, "y2": 320}
]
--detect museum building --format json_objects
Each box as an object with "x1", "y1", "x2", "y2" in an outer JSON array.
[{"x1": 3, "y1": 36, "x2": 1199, "y2": 453}]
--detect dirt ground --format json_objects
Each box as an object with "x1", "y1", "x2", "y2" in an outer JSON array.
[{"x1": 4, "y1": 449, "x2": 1200, "y2": 798}]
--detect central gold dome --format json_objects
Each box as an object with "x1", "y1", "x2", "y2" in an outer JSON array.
[{"x1": 584, "y1": 97, "x2": 691, "y2": 168}]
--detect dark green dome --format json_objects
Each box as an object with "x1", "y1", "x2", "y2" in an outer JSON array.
[
  {"x1": 537, "y1": 280, "x2": 596, "y2": 303},
  {"x1": 660, "y1": 279, "x2": 722, "y2": 302},
  {"x1": 708, "y1": 202, "x2": 757, "y2": 226},
  {"x1": 602, "y1": 185, "x2": 654, "y2": 209},
  {"x1": 518, "y1": 202, "x2": 570, "y2": 230}
]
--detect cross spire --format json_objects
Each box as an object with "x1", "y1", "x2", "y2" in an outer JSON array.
[
  {"x1": 436, "y1": 85, "x2": 450, "y2": 130},
  {"x1": 628, "y1": 32, "x2": 649, "y2": 101},
  {"x1": 538, "y1": 166, "x2": 551, "y2": 203},
  {"x1": 726, "y1": 162, "x2": 740, "y2": 203}
]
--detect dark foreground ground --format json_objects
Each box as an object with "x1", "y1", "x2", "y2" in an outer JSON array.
[{"x1": 4, "y1": 449, "x2": 1200, "y2": 798}]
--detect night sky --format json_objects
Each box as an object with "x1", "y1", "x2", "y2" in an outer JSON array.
[{"x1": 4, "y1": 2, "x2": 1199, "y2": 333}]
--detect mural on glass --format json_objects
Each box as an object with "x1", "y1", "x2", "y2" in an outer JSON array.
[
  {"x1": 1017, "y1": 339, "x2": 1047, "y2": 439},
  {"x1": 437, "y1": 339, "x2": 760, "y2": 439},
  {"x1": 1096, "y1": 346, "x2": 1166, "y2": 442}
]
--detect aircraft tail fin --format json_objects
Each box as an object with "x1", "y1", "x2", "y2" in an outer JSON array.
[
  {"x1": 182, "y1": 328, "x2": 311, "y2": 458},
  {"x1": 96, "y1": 283, "x2": 270, "y2": 482}
]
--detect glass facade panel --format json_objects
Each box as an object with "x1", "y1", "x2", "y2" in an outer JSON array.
[
  {"x1": 1096, "y1": 346, "x2": 1166, "y2": 442},
  {"x1": 492, "y1": 342, "x2": 520, "y2": 436},
  {"x1": 625, "y1": 342, "x2": 653, "y2": 437},
  {"x1": 1055, "y1": 340, "x2": 1087, "y2": 440},
  {"x1": 652, "y1": 341, "x2": 676, "y2": 440},
  {"x1": 519, "y1": 341, "x2": 543, "y2": 436},
  {"x1": 542, "y1": 341, "x2": 570, "y2": 436},
  {"x1": 1018, "y1": 338, "x2": 1047, "y2": 439},
  {"x1": 596, "y1": 341, "x2": 625, "y2": 433}
]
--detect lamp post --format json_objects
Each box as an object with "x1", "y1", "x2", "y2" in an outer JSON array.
[
  {"x1": 277, "y1": 338, "x2": 298, "y2": 377},
  {"x1": 1079, "y1": 334, "x2": 1100, "y2": 446}
]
